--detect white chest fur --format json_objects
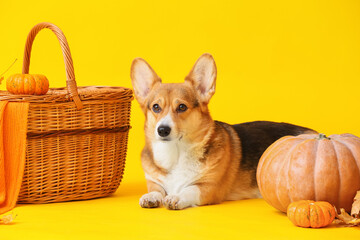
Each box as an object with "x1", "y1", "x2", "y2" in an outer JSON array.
[{"x1": 150, "y1": 140, "x2": 203, "y2": 195}]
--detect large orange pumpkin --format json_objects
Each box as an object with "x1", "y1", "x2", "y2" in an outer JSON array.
[
  {"x1": 287, "y1": 200, "x2": 335, "y2": 228},
  {"x1": 257, "y1": 133, "x2": 360, "y2": 213},
  {"x1": 6, "y1": 74, "x2": 49, "y2": 95}
]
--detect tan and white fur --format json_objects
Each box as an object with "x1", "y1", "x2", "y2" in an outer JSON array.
[{"x1": 130, "y1": 53, "x2": 315, "y2": 210}]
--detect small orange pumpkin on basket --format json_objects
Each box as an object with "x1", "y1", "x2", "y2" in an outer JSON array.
[
  {"x1": 6, "y1": 74, "x2": 49, "y2": 95},
  {"x1": 0, "y1": 59, "x2": 49, "y2": 95},
  {"x1": 287, "y1": 200, "x2": 336, "y2": 228}
]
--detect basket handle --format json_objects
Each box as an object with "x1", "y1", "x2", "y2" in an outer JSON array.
[{"x1": 22, "y1": 22, "x2": 83, "y2": 110}]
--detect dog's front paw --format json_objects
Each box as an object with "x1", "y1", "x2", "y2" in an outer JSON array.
[
  {"x1": 164, "y1": 195, "x2": 181, "y2": 210},
  {"x1": 164, "y1": 195, "x2": 193, "y2": 210},
  {"x1": 139, "y1": 192, "x2": 163, "y2": 208}
]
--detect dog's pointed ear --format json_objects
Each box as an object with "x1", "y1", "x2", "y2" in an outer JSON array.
[
  {"x1": 185, "y1": 53, "x2": 217, "y2": 104},
  {"x1": 131, "y1": 58, "x2": 161, "y2": 105}
]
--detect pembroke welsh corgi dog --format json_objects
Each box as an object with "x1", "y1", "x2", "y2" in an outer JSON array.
[{"x1": 130, "y1": 53, "x2": 316, "y2": 210}]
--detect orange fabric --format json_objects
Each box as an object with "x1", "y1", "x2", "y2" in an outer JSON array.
[
  {"x1": 0, "y1": 101, "x2": 29, "y2": 215},
  {"x1": 0, "y1": 102, "x2": 7, "y2": 205}
]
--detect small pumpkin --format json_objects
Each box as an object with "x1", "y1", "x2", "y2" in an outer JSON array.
[
  {"x1": 257, "y1": 133, "x2": 360, "y2": 213},
  {"x1": 6, "y1": 74, "x2": 49, "y2": 95},
  {"x1": 287, "y1": 200, "x2": 335, "y2": 228}
]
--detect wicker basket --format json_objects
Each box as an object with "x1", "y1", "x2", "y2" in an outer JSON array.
[{"x1": 0, "y1": 22, "x2": 133, "y2": 203}]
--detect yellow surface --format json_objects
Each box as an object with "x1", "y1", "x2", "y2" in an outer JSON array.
[
  {"x1": 0, "y1": 0, "x2": 360, "y2": 239},
  {"x1": 0, "y1": 182, "x2": 358, "y2": 240}
]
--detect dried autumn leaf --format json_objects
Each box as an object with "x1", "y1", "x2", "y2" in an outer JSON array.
[
  {"x1": 351, "y1": 191, "x2": 360, "y2": 218},
  {"x1": 0, "y1": 213, "x2": 17, "y2": 224},
  {"x1": 336, "y1": 208, "x2": 358, "y2": 225},
  {"x1": 334, "y1": 190, "x2": 360, "y2": 226},
  {"x1": 349, "y1": 218, "x2": 360, "y2": 225}
]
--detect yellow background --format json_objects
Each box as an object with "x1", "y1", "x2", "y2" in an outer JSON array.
[{"x1": 0, "y1": 0, "x2": 359, "y2": 239}]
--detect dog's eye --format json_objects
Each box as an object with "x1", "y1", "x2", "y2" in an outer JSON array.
[
  {"x1": 177, "y1": 104, "x2": 188, "y2": 113},
  {"x1": 152, "y1": 104, "x2": 162, "y2": 113}
]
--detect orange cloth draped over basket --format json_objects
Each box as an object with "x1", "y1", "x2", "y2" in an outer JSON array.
[{"x1": 0, "y1": 101, "x2": 29, "y2": 215}]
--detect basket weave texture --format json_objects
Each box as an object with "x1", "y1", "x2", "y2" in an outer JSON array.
[{"x1": 0, "y1": 22, "x2": 133, "y2": 203}]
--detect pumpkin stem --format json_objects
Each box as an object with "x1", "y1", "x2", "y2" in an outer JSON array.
[
  {"x1": 0, "y1": 58, "x2": 17, "y2": 77},
  {"x1": 317, "y1": 133, "x2": 330, "y2": 140}
]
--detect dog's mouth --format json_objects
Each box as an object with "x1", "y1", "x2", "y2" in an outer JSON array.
[
  {"x1": 160, "y1": 138, "x2": 171, "y2": 142},
  {"x1": 157, "y1": 135, "x2": 183, "y2": 142}
]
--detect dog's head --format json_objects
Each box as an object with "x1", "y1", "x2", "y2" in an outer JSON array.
[{"x1": 131, "y1": 53, "x2": 217, "y2": 143}]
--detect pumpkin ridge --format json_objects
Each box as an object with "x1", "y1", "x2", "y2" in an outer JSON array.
[
  {"x1": 257, "y1": 136, "x2": 296, "y2": 210},
  {"x1": 275, "y1": 150, "x2": 291, "y2": 210},
  {"x1": 277, "y1": 138, "x2": 304, "y2": 206},
  {"x1": 317, "y1": 202, "x2": 333, "y2": 226},
  {"x1": 309, "y1": 203, "x2": 316, "y2": 227},
  {"x1": 294, "y1": 202, "x2": 303, "y2": 226},
  {"x1": 313, "y1": 138, "x2": 320, "y2": 202},
  {"x1": 287, "y1": 202, "x2": 296, "y2": 224},
  {"x1": 302, "y1": 201, "x2": 311, "y2": 227},
  {"x1": 315, "y1": 203, "x2": 326, "y2": 227},
  {"x1": 309, "y1": 203, "x2": 318, "y2": 227},
  {"x1": 334, "y1": 138, "x2": 360, "y2": 187},
  {"x1": 19, "y1": 76, "x2": 24, "y2": 94},
  {"x1": 331, "y1": 140, "x2": 341, "y2": 209},
  {"x1": 257, "y1": 136, "x2": 294, "y2": 177},
  {"x1": 331, "y1": 139, "x2": 360, "y2": 212},
  {"x1": 259, "y1": 146, "x2": 286, "y2": 210},
  {"x1": 288, "y1": 139, "x2": 317, "y2": 202}
]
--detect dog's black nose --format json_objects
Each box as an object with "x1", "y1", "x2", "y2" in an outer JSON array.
[{"x1": 157, "y1": 126, "x2": 171, "y2": 137}]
